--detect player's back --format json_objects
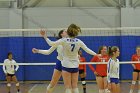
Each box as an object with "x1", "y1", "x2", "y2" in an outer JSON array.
[
  {"x1": 61, "y1": 38, "x2": 82, "y2": 68},
  {"x1": 45, "y1": 37, "x2": 96, "y2": 68},
  {"x1": 62, "y1": 38, "x2": 81, "y2": 60}
]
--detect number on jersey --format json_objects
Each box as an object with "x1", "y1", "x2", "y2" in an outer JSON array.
[{"x1": 71, "y1": 44, "x2": 75, "y2": 52}]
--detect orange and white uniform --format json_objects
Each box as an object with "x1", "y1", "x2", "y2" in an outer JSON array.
[
  {"x1": 88, "y1": 55, "x2": 109, "y2": 76},
  {"x1": 79, "y1": 56, "x2": 86, "y2": 72},
  {"x1": 132, "y1": 54, "x2": 140, "y2": 70}
]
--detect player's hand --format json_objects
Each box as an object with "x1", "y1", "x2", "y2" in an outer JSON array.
[
  {"x1": 96, "y1": 54, "x2": 102, "y2": 60},
  {"x1": 32, "y1": 48, "x2": 39, "y2": 53},
  {"x1": 94, "y1": 71, "x2": 99, "y2": 76},
  {"x1": 132, "y1": 64, "x2": 136, "y2": 69},
  {"x1": 97, "y1": 54, "x2": 102, "y2": 57},
  {"x1": 40, "y1": 29, "x2": 47, "y2": 38}
]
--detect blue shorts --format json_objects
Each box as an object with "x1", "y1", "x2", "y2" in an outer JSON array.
[
  {"x1": 55, "y1": 61, "x2": 62, "y2": 71},
  {"x1": 62, "y1": 66, "x2": 79, "y2": 73},
  {"x1": 110, "y1": 78, "x2": 120, "y2": 84}
]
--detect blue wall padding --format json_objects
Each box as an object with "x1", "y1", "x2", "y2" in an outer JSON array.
[{"x1": 0, "y1": 36, "x2": 140, "y2": 80}]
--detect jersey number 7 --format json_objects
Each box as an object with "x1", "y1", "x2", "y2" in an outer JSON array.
[{"x1": 71, "y1": 44, "x2": 75, "y2": 52}]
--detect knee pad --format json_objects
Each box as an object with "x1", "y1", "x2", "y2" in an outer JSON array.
[
  {"x1": 7, "y1": 83, "x2": 11, "y2": 87},
  {"x1": 73, "y1": 88, "x2": 79, "y2": 93},
  {"x1": 132, "y1": 81, "x2": 136, "y2": 85},
  {"x1": 47, "y1": 84, "x2": 54, "y2": 92},
  {"x1": 16, "y1": 83, "x2": 19, "y2": 86},
  {"x1": 82, "y1": 81, "x2": 86, "y2": 85},
  {"x1": 65, "y1": 88, "x2": 72, "y2": 93}
]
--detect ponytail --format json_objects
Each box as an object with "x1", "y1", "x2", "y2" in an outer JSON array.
[{"x1": 108, "y1": 46, "x2": 118, "y2": 56}]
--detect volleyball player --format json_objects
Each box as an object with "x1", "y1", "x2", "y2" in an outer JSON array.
[
  {"x1": 88, "y1": 46, "x2": 110, "y2": 93},
  {"x1": 32, "y1": 29, "x2": 67, "y2": 93},
  {"x1": 78, "y1": 50, "x2": 87, "y2": 93},
  {"x1": 130, "y1": 46, "x2": 140, "y2": 93},
  {"x1": 40, "y1": 24, "x2": 97, "y2": 93},
  {"x1": 3, "y1": 52, "x2": 21, "y2": 93},
  {"x1": 107, "y1": 46, "x2": 120, "y2": 93}
]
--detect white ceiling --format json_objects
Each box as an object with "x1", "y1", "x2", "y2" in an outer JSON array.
[
  {"x1": 27, "y1": 0, "x2": 123, "y2": 7},
  {"x1": 0, "y1": 0, "x2": 140, "y2": 8}
]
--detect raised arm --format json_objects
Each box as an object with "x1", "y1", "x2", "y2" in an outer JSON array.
[
  {"x1": 32, "y1": 46, "x2": 57, "y2": 55},
  {"x1": 45, "y1": 38, "x2": 63, "y2": 46},
  {"x1": 40, "y1": 30, "x2": 63, "y2": 46},
  {"x1": 80, "y1": 40, "x2": 96, "y2": 56}
]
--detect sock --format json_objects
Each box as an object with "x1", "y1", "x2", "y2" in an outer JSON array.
[
  {"x1": 73, "y1": 88, "x2": 79, "y2": 93},
  {"x1": 104, "y1": 89, "x2": 110, "y2": 93},
  {"x1": 66, "y1": 88, "x2": 71, "y2": 93},
  {"x1": 138, "y1": 89, "x2": 140, "y2": 93},
  {"x1": 129, "y1": 89, "x2": 133, "y2": 93},
  {"x1": 99, "y1": 89, "x2": 104, "y2": 93},
  {"x1": 47, "y1": 84, "x2": 54, "y2": 92}
]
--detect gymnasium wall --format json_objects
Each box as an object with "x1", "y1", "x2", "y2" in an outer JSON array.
[
  {"x1": 0, "y1": 7, "x2": 140, "y2": 81},
  {"x1": 0, "y1": 35, "x2": 139, "y2": 81}
]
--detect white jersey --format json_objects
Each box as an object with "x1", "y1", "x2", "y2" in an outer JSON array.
[
  {"x1": 3, "y1": 59, "x2": 19, "y2": 74},
  {"x1": 38, "y1": 45, "x2": 63, "y2": 61},
  {"x1": 56, "y1": 45, "x2": 63, "y2": 61},
  {"x1": 107, "y1": 58, "x2": 119, "y2": 83},
  {"x1": 45, "y1": 37, "x2": 96, "y2": 68}
]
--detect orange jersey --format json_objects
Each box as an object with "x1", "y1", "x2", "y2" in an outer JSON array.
[
  {"x1": 89, "y1": 55, "x2": 109, "y2": 76},
  {"x1": 79, "y1": 56, "x2": 86, "y2": 72},
  {"x1": 132, "y1": 54, "x2": 140, "y2": 70}
]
